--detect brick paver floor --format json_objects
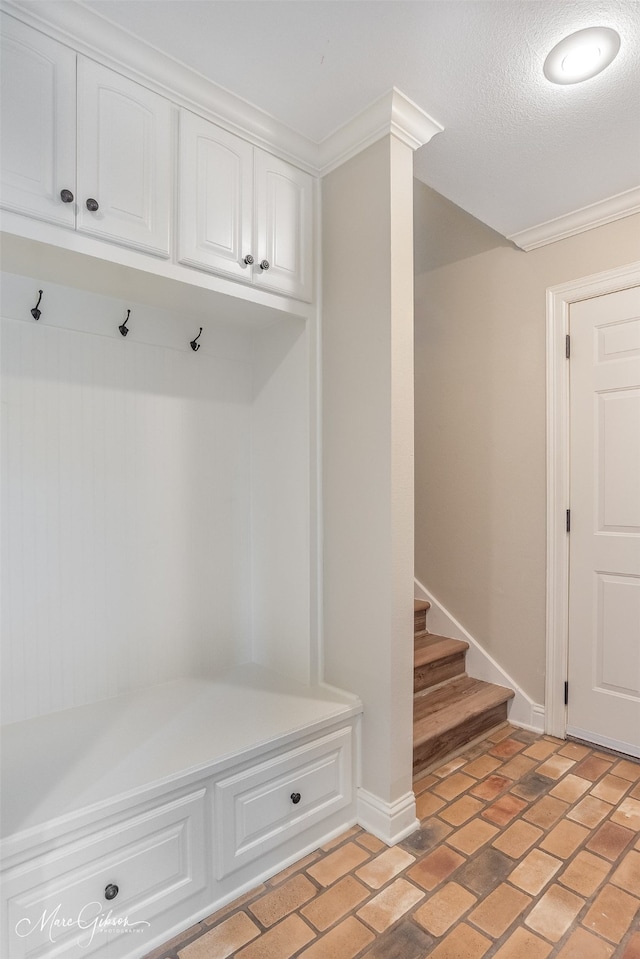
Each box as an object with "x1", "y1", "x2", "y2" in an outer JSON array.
[{"x1": 145, "y1": 724, "x2": 640, "y2": 958}]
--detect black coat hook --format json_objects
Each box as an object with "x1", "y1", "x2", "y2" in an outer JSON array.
[
  {"x1": 190, "y1": 327, "x2": 203, "y2": 352},
  {"x1": 119, "y1": 309, "x2": 131, "y2": 337},
  {"x1": 31, "y1": 289, "x2": 43, "y2": 321}
]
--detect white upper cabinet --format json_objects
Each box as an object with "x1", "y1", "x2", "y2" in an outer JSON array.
[
  {"x1": 1, "y1": 15, "x2": 172, "y2": 258},
  {"x1": 1, "y1": 16, "x2": 316, "y2": 303},
  {"x1": 0, "y1": 16, "x2": 76, "y2": 227},
  {"x1": 178, "y1": 110, "x2": 253, "y2": 280},
  {"x1": 179, "y1": 110, "x2": 314, "y2": 302},
  {"x1": 253, "y1": 149, "x2": 313, "y2": 302},
  {"x1": 77, "y1": 59, "x2": 172, "y2": 257}
]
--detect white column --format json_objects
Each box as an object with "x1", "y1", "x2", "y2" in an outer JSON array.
[{"x1": 321, "y1": 134, "x2": 417, "y2": 843}]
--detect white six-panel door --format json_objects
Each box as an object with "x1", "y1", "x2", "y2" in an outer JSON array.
[
  {"x1": 0, "y1": 14, "x2": 76, "y2": 227},
  {"x1": 567, "y1": 285, "x2": 640, "y2": 756}
]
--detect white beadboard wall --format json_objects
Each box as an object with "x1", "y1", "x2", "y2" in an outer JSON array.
[
  {"x1": 251, "y1": 318, "x2": 311, "y2": 685},
  {"x1": 0, "y1": 272, "x2": 268, "y2": 725}
]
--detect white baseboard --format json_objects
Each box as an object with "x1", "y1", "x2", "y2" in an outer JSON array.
[
  {"x1": 357, "y1": 788, "x2": 419, "y2": 846},
  {"x1": 414, "y1": 578, "x2": 545, "y2": 732}
]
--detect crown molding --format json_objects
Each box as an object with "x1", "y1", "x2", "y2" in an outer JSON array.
[
  {"x1": 1, "y1": 0, "x2": 443, "y2": 178},
  {"x1": 508, "y1": 186, "x2": 640, "y2": 251},
  {"x1": 317, "y1": 88, "x2": 444, "y2": 176},
  {"x1": 1, "y1": 0, "x2": 318, "y2": 171}
]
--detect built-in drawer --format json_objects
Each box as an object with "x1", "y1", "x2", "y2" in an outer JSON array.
[
  {"x1": 2, "y1": 788, "x2": 207, "y2": 959},
  {"x1": 214, "y1": 725, "x2": 353, "y2": 878}
]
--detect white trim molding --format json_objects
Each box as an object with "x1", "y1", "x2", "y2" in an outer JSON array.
[
  {"x1": 1, "y1": 2, "x2": 443, "y2": 176},
  {"x1": 356, "y1": 788, "x2": 419, "y2": 847},
  {"x1": 545, "y1": 261, "x2": 640, "y2": 738},
  {"x1": 1, "y1": 0, "x2": 316, "y2": 168},
  {"x1": 509, "y1": 186, "x2": 640, "y2": 252},
  {"x1": 414, "y1": 578, "x2": 544, "y2": 732},
  {"x1": 317, "y1": 88, "x2": 443, "y2": 176}
]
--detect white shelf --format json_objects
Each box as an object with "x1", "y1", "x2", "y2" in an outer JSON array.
[
  {"x1": 0, "y1": 664, "x2": 361, "y2": 843},
  {"x1": 0, "y1": 218, "x2": 314, "y2": 327}
]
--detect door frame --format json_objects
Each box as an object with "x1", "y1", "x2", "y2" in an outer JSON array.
[{"x1": 545, "y1": 260, "x2": 640, "y2": 738}]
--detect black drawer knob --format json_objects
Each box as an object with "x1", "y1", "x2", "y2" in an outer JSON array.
[
  {"x1": 86, "y1": 198, "x2": 99, "y2": 212},
  {"x1": 60, "y1": 189, "x2": 74, "y2": 203},
  {"x1": 104, "y1": 883, "x2": 119, "y2": 901},
  {"x1": 290, "y1": 792, "x2": 301, "y2": 805}
]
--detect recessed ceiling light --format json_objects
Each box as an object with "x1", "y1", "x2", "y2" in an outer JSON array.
[{"x1": 544, "y1": 26, "x2": 621, "y2": 84}]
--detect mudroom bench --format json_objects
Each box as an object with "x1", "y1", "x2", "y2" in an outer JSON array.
[{"x1": 0, "y1": 665, "x2": 361, "y2": 959}]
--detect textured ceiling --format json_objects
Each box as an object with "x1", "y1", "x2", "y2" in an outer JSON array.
[{"x1": 83, "y1": 0, "x2": 640, "y2": 238}]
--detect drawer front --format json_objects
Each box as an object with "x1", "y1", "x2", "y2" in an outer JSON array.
[
  {"x1": 215, "y1": 726, "x2": 352, "y2": 878},
  {"x1": 3, "y1": 789, "x2": 207, "y2": 959}
]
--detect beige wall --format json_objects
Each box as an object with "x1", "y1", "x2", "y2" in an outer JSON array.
[
  {"x1": 414, "y1": 182, "x2": 640, "y2": 703},
  {"x1": 323, "y1": 136, "x2": 415, "y2": 815}
]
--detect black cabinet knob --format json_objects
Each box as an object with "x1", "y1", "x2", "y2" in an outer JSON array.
[
  {"x1": 86, "y1": 198, "x2": 99, "y2": 212},
  {"x1": 60, "y1": 189, "x2": 74, "y2": 203},
  {"x1": 104, "y1": 883, "x2": 119, "y2": 901},
  {"x1": 290, "y1": 792, "x2": 301, "y2": 805}
]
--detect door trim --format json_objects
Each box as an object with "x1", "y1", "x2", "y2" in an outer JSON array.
[{"x1": 546, "y1": 260, "x2": 640, "y2": 738}]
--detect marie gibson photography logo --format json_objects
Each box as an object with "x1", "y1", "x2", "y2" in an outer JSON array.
[{"x1": 15, "y1": 901, "x2": 151, "y2": 948}]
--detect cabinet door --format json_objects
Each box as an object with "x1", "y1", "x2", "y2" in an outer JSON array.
[
  {"x1": 0, "y1": 15, "x2": 76, "y2": 227},
  {"x1": 253, "y1": 150, "x2": 314, "y2": 302},
  {"x1": 3, "y1": 788, "x2": 207, "y2": 959},
  {"x1": 77, "y1": 58, "x2": 172, "y2": 257},
  {"x1": 214, "y1": 726, "x2": 352, "y2": 878},
  {"x1": 178, "y1": 110, "x2": 253, "y2": 280}
]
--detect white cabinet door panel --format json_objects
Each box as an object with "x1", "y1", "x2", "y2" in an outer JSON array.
[
  {"x1": 178, "y1": 110, "x2": 253, "y2": 279},
  {"x1": 77, "y1": 58, "x2": 172, "y2": 257},
  {"x1": 254, "y1": 149, "x2": 313, "y2": 302},
  {"x1": 215, "y1": 726, "x2": 352, "y2": 878},
  {"x1": 3, "y1": 789, "x2": 207, "y2": 959},
  {"x1": 0, "y1": 15, "x2": 76, "y2": 227}
]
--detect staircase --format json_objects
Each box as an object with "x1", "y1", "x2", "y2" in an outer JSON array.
[{"x1": 413, "y1": 599, "x2": 515, "y2": 777}]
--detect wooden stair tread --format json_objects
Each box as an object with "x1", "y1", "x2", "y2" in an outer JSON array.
[
  {"x1": 414, "y1": 674, "x2": 513, "y2": 719},
  {"x1": 414, "y1": 633, "x2": 469, "y2": 668},
  {"x1": 413, "y1": 676, "x2": 514, "y2": 745},
  {"x1": 412, "y1": 597, "x2": 514, "y2": 774}
]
